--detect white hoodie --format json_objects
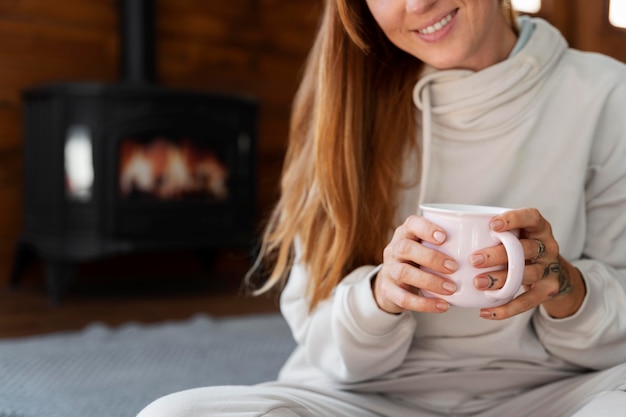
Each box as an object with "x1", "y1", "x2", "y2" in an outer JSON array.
[{"x1": 277, "y1": 17, "x2": 626, "y2": 415}]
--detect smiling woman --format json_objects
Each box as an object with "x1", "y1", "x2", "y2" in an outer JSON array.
[
  {"x1": 364, "y1": 0, "x2": 518, "y2": 70},
  {"x1": 136, "y1": 0, "x2": 626, "y2": 416}
]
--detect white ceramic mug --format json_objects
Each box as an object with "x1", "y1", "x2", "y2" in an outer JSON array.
[{"x1": 419, "y1": 203, "x2": 525, "y2": 308}]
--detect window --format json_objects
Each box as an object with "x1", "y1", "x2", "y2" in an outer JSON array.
[
  {"x1": 511, "y1": 0, "x2": 541, "y2": 14},
  {"x1": 610, "y1": 0, "x2": 626, "y2": 28}
]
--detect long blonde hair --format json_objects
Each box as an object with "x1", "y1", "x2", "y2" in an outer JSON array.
[{"x1": 246, "y1": 0, "x2": 517, "y2": 310}]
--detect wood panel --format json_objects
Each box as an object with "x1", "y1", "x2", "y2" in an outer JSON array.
[
  {"x1": 571, "y1": 0, "x2": 626, "y2": 63},
  {"x1": 526, "y1": 0, "x2": 626, "y2": 64},
  {"x1": 530, "y1": 0, "x2": 573, "y2": 40}
]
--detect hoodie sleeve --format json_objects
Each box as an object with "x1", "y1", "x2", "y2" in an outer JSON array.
[
  {"x1": 279, "y1": 245, "x2": 417, "y2": 383},
  {"x1": 533, "y1": 78, "x2": 626, "y2": 370}
]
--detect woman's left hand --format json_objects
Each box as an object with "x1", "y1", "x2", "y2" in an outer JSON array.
[{"x1": 470, "y1": 208, "x2": 587, "y2": 320}]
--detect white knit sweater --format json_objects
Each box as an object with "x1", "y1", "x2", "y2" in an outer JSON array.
[{"x1": 277, "y1": 17, "x2": 626, "y2": 414}]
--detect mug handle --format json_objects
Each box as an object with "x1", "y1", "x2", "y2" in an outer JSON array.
[{"x1": 484, "y1": 231, "x2": 525, "y2": 303}]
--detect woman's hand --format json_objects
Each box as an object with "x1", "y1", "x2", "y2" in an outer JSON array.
[
  {"x1": 470, "y1": 208, "x2": 587, "y2": 320},
  {"x1": 372, "y1": 215, "x2": 459, "y2": 314}
]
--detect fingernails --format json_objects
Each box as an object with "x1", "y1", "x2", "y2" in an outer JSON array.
[
  {"x1": 480, "y1": 310, "x2": 496, "y2": 319},
  {"x1": 470, "y1": 253, "x2": 485, "y2": 266},
  {"x1": 433, "y1": 231, "x2": 445, "y2": 243},
  {"x1": 442, "y1": 281, "x2": 457, "y2": 293},
  {"x1": 444, "y1": 259, "x2": 457, "y2": 271},
  {"x1": 474, "y1": 276, "x2": 491, "y2": 289},
  {"x1": 437, "y1": 301, "x2": 450, "y2": 312},
  {"x1": 490, "y1": 219, "x2": 505, "y2": 231}
]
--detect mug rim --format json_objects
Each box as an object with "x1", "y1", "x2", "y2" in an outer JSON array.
[{"x1": 420, "y1": 203, "x2": 511, "y2": 216}]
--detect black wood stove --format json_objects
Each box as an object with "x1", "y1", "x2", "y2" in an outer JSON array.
[{"x1": 10, "y1": 0, "x2": 258, "y2": 303}]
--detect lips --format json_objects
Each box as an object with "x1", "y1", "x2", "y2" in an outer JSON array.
[{"x1": 418, "y1": 9, "x2": 458, "y2": 35}]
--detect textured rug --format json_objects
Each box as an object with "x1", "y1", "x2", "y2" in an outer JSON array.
[{"x1": 0, "y1": 313, "x2": 295, "y2": 417}]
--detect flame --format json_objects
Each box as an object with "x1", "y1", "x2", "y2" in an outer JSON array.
[{"x1": 119, "y1": 137, "x2": 229, "y2": 200}]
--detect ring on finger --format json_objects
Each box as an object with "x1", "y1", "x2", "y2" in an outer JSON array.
[{"x1": 530, "y1": 238, "x2": 546, "y2": 262}]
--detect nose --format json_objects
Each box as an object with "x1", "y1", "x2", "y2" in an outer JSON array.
[{"x1": 405, "y1": 0, "x2": 437, "y2": 14}]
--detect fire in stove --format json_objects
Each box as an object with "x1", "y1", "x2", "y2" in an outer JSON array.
[{"x1": 118, "y1": 136, "x2": 229, "y2": 201}]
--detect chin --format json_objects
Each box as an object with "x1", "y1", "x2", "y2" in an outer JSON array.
[
  {"x1": 429, "y1": 56, "x2": 480, "y2": 71},
  {"x1": 428, "y1": 60, "x2": 462, "y2": 70}
]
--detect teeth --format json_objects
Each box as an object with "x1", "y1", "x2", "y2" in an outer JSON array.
[{"x1": 419, "y1": 12, "x2": 454, "y2": 35}]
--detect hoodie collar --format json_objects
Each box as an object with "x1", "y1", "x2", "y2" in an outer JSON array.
[
  {"x1": 413, "y1": 17, "x2": 567, "y2": 140},
  {"x1": 413, "y1": 17, "x2": 568, "y2": 209}
]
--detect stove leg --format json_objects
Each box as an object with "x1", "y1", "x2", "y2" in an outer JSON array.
[
  {"x1": 44, "y1": 260, "x2": 76, "y2": 305},
  {"x1": 9, "y1": 240, "x2": 36, "y2": 289}
]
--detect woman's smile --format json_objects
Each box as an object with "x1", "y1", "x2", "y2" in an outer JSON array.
[
  {"x1": 366, "y1": 0, "x2": 518, "y2": 70},
  {"x1": 417, "y1": 8, "x2": 458, "y2": 35}
]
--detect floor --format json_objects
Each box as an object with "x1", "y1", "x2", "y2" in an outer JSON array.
[{"x1": 0, "y1": 249, "x2": 281, "y2": 339}]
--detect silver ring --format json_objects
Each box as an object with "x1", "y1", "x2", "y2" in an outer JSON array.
[{"x1": 531, "y1": 238, "x2": 546, "y2": 261}]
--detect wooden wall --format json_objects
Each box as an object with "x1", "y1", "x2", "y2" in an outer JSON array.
[
  {"x1": 533, "y1": 0, "x2": 626, "y2": 63},
  {"x1": 0, "y1": 0, "x2": 321, "y2": 285}
]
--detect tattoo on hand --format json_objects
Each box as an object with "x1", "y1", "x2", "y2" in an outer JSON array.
[
  {"x1": 487, "y1": 275, "x2": 497, "y2": 289},
  {"x1": 543, "y1": 261, "x2": 573, "y2": 297}
]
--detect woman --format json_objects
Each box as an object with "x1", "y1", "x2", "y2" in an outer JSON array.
[{"x1": 138, "y1": 0, "x2": 626, "y2": 415}]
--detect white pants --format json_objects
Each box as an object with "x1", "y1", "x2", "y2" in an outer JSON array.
[{"x1": 136, "y1": 363, "x2": 626, "y2": 417}]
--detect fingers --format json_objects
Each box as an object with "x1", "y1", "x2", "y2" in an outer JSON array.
[
  {"x1": 392, "y1": 214, "x2": 446, "y2": 246},
  {"x1": 479, "y1": 290, "x2": 541, "y2": 320},
  {"x1": 489, "y1": 207, "x2": 547, "y2": 235},
  {"x1": 470, "y1": 237, "x2": 549, "y2": 267},
  {"x1": 383, "y1": 237, "x2": 457, "y2": 274},
  {"x1": 470, "y1": 207, "x2": 568, "y2": 320},
  {"x1": 385, "y1": 215, "x2": 458, "y2": 274},
  {"x1": 490, "y1": 208, "x2": 560, "y2": 255},
  {"x1": 479, "y1": 275, "x2": 565, "y2": 320},
  {"x1": 374, "y1": 265, "x2": 454, "y2": 314},
  {"x1": 470, "y1": 208, "x2": 560, "y2": 289},
  {"x1": 474, "y1": 271, "x2": 506, "y2": 290},
  {"x1": 374, "y1": 215, "x2": 459, "y2": 315},
  {"x1": 471, "y1": 239, "x2": 549, "y2": 287}
]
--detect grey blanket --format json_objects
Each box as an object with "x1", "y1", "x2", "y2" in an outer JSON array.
[{"x1": 0, "y1": 313, "x2": 296, "y2": 417}]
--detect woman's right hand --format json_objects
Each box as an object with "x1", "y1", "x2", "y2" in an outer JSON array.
[{"x1": 373, "y1": 215, "x2": 459, "y2": 314}]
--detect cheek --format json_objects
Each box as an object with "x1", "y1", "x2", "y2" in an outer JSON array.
[
  {"x1": 366, "y1": 1, "x2": 399, "y2": 37},
  {"x1": 365, "y1": 1, "x2": 415, "y2": 56}
]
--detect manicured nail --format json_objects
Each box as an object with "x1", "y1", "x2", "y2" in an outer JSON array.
[
  {"x1": 444, "y1": 259, "x2": 457, "y2": 271},
  {"x1": 437, "y1": 301, "x2": 450, "y2": 311},
  {"x1": 474, "y1": 276, "x2": 491, "y2": 289},
  {"x1": 442, "y1": 281, "x2": 457, "y2": 293},
  {"x1": 470, "y1": 253, "x2": 485, "y2": 266},
  {"x1": 490, "y1": 219, "x2": 505, "y2": 231},
  {"x1": 480, "y1": 310, "x2": 495, "y2": 318},
  {"x1": 433, "y1": 231, "x2": 445, "y2": 243}
]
